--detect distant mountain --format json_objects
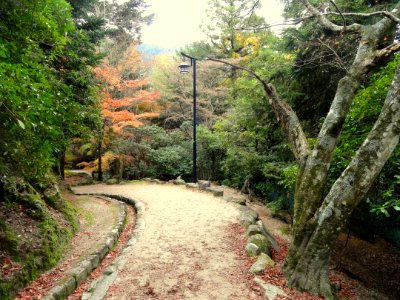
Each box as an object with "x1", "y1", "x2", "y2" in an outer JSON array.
[{"x1": 138, "y1": 44, "x2": 176, "y2": 57}]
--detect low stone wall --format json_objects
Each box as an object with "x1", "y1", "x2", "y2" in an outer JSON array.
[{"x1": 41, "y1": 193, "x2": 143, "y2": 300}]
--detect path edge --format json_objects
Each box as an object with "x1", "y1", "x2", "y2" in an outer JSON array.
[
  {"x1": 40, "y1": 194, "x2": 127, "y2": 300},
  {"x1": 76, "y1": 193, "x2": 145, "y2": 300}
]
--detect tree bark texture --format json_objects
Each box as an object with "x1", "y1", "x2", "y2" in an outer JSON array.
[
  {"x1": 208, "y1": 2, "x2": 400, "y2": 297},
  {"x1": 283, "y1": 3, "x2": 400, "y2": 297}
]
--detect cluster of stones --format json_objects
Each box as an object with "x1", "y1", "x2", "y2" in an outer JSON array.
[
  {"x1": 42, "y1": 197, "x2": 127, "y2": 300},
  {"x1": 238, "y1": 207, "x2": 287, "y2": 299},
  {"x1": 238, "y1": 207, "x2": 277, "y2": 274}
]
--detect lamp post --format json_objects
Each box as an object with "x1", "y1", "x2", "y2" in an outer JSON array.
[{"x1": 179, "y1": 52, "x2": 198, "y2": 183}]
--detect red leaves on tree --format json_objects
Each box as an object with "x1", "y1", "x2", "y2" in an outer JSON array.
[{"x1": 94, "y1": 44, "x2": 161, "y2": 136}]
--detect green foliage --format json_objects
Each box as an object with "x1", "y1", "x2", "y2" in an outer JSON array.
[
  {"x1": 196, "y1": 125, "x2": 226, "y2": 180},
  {"x1": 332, "y1": 55, "x2": 400, "y2": 209},
  {"x1": 149, "y1": 145, "x2": 192, "y2": 180},
  {"x1": 370, "y1": 175, "x2": 400, "y2": 217},
  {"x1": 111, "y1": 125, "x2": 192, "y2": 180},
  {"x1": 279, "y1": 165, "x2": 298, "y2": 190},
  {"x1": 0, "y1": 0, "x2": 102, "y2": 183}
]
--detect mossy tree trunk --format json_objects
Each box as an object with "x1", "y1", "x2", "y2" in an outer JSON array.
[
  {"x1": 280, "y1": 2, "x2": 400, "y2": 298},
  {"x1": 210, "y1": 1, "x2": 400, "y2": 298}
]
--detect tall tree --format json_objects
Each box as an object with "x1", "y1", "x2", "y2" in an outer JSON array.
[
  {"x1": 209, "y1": 0, "x2": 400, "y2": 297},
  {"x1": 151, "y1": 53, "x2": 228, "y2": 129},
  {"x1": 0, "y1": 0, "x2": 82, "y2": 182},
  {"x1": 53, "y1": 0, "x2": 106, "y2": 179},
  {"x1": 91, "y1": 0, "x2": 153, "y2": 42},
  {"x1": 78, "y1": 43, "x2": 161, "y2": 179},
  {"x1": 203, "y1": 0, "x2": 267, "y2": 57}
]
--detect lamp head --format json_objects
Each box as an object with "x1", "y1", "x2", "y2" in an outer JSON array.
[{"x1": 179, "y1": 61, "x2": 190, "y2": 74}]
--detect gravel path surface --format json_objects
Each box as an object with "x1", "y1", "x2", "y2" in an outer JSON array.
[{"x1": 73, "y1": 182, "x2": 260, "y2": 300}]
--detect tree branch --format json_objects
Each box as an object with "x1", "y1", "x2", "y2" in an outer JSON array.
[
  {"x1": 300, "y1": 0, "x2": 361, "y2": 32},
  {"x1": 375, "y1": 42, "x2": 400, "y2": 62},
  {"x1": 328, "y1": 11, "x2": 400, "y2": 23},
  {"x1": 317, "y1": 38, "x2": 348, "y2": 72},
  {"x1": 236, "y1": 7, "x2": 400, "y2": 32},
  {"x1": 207, "y1": 56, "x2": 310, "y2": 162},
  {"x1": 329, "y1": 0, "x2": 346, "y2": 29},
  {"x1": 240, "y1": 0, "x2": 260, "y2": 19},
  {"x1": 235, "y1": 16, "x2": 310, "y2": 31}
]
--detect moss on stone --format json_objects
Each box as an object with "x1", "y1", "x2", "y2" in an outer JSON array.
[{"x1": 0, "y1": 174, "x2": 78, "y2": 299}]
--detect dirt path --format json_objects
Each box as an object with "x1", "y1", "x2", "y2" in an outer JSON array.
[{"x1": 73, "y1": 182, "x2": 261, "y2": 300}]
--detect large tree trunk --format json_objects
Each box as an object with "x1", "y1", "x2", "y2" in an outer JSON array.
[
  {"x1": 208, "y1": 2, "x2": 400, "y2": 297},
  {"x1": 284, "y1": 62, "x2": 400, "y2": 298}
]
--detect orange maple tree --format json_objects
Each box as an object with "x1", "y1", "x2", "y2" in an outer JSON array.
[
  {"x1": 94, "y1": 43, "x2": 161, "y2": 135},
  {"x1": 77, "y1": 43, "x2": 161, "y2": 175}
]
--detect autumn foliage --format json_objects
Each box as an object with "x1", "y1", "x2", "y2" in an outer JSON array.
[
  {"x1": 94, "y1": 44, "x2": 161, "y2": 135},
  {"x1": 75, "y1": 43, "x2": 161, "y2": 175}
]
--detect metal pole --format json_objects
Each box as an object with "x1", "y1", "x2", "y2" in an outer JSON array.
[
  {"x1": 192, "y1": 58, "x2": 197, "y2": 183},
  {"x1": 180, "y1": 52, "x2": 198, "y2": 183}
]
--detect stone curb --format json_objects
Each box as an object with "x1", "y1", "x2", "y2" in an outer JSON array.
[
  {"x1": 42, "y1": 195, "x2": 127, "y2": 300},
  {"x1": 183, "y1": 180, "x2": 225, "y2": 198},
  {"x1": 234, "y1": 202, "x2": 286, "y2": 299},
  {"x1": 75, "y1": 193, "x2": 146, "y2": 300}
]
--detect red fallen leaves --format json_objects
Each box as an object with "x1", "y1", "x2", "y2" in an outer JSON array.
[
  {"x1": 67, "y1": 207, "x2": 135, "y2": 300},
  {"x1": 226, "y1": 222, "x2": 358, "y2": 300},
  {"x1": 1, "y1": 257, "x2": 22, "y2": 279},
  {"x1": 15, "y1": 206, "x2": 135, "y2": 300}
]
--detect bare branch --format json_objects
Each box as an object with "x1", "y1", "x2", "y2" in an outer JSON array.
[
  {"x1": 235, "y1": 16, "x2": 310, "y2": 31},
  {"x1": 236, "y1": 6, "x2": 399, "y2": 32},
  {"x1": 240, "y1": 0, "x2": 260, "y2": 19},
  {"x1": 375, "y1": 42, "x2": 400, "y2": 62},
  {"x1": 329, "y1": 11, "x2": 400, "y2": 23},
  {"x1": 329, "y1": 0, "x2": 346, "y2": 29},
  {"x1": 300, "y1": 0, "x2": 361, "y2": 32},
  {"x1": 317, "y1": 38, "x2": 348, "y2": 72},
  {"x1": 207, "y1": 56, "x2": 310, "y2": 162}
]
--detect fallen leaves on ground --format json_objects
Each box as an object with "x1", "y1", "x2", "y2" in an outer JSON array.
[
  {"x1": 1, "y1": 257, "x2": 22, "y2": 279},
  {"x1": 226, "y1": 222, "x2": 358, "y2": 300},
  {"x1": 67, "y1": 205, "x2": 135, "y2": 300}
]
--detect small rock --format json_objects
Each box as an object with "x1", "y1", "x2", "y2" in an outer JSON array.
[
  {"x1": 238, "y1": 206, "x2": 258, "y2": 228},
  {"x1": 254, "y1": 277, "x2": 287, "y2": 300},
  {"x1": 46, "y1": 285, "x2": 67, "y2": 300},
  {"x1": 256, "y1": 220, "x2": 280, "y2": 252},
  {"x1": 250, "y1": 253, "x2": 275, "y2": 274},
  {"x1": 245, "y1": 243, "x2": 260, "y2": 257},
  {"x1": 103, "y1": 265, "x2": 116, "y2": 275},
  {"x1": 198, "y1": 180, "x2": 211, "y2": 190},
  {"x1": 205, "y1": 187, "x2": 223, "y2": 197},
  {"x1": 106, "y1": 178, "x2": 118, "y2": 185},
  {"x1": 152, "y1": 179, "x2": 164, "y2": 184},
  {"x1": 224, "y1": 196, "x2": 246, "y2": 205},
  {"x1": 173, "y1": 176, "x2": 186, "y2": 185},
  {"x1": 248, "y1": 234, "x2": 271, "y2": 256},
  {"x1": 271, "y1": 210, "x2": 292, "y2": 224},
  {"x1": 186, "y1": 183, "x2": 199, "y2": 189},
  {"x1": 246, "y1": 224, "x2": 262, "y2": 236}
]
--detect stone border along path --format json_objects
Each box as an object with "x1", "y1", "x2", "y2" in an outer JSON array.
[
  {"x1": 69, "y1": 182, "x2": 287, "y2": 300},
  {"x1": 41, "y1": 196, "x2": 128, "y2": 300},
  {"x1": 77, "y1": 193, "x2": 146, "y2": 300}
]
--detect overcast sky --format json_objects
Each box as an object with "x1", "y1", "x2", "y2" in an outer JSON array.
[{"x1": 141, "y1": 0, "x2": 285, "y2": 49}]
